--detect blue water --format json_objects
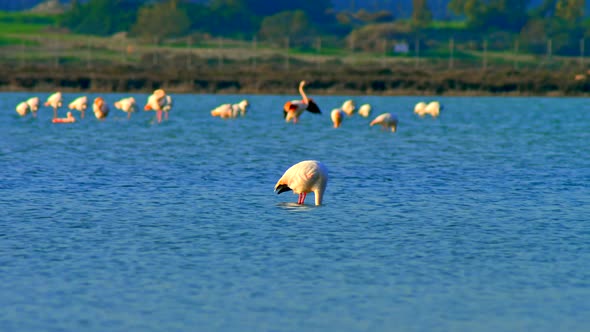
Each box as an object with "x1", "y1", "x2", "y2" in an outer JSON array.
[{"x1": 1, "y1": 92, "x2": 589, "y2": 332}]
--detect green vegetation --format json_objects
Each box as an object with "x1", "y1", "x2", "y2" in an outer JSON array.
[{"x1": 1, "y1": 0, "x2": 590, "y2": 72}]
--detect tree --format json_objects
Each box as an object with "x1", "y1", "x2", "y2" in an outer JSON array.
[
  {"x1": 555, "y1": 0, "x2": 584, "y2": 21},
  {"x1": 131, "y1": 0, "x2": 190, "y2": 41},
  {"x1": 258, "y1": 10, "x2": 316, "y2": 43},
  {"x1": 60, "y1": 0, "x2": 141, "y2": 35},
  {"x1": 448, "y1": 0, "x2": 529, "y2": 32},
  {"x1": 412, "y1": 0, "x2": 433, "y2": 27}
]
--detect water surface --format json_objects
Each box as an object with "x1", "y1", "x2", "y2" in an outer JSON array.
[{"x1": 1, "y1": 93, "x2": 589, "y2": 331}]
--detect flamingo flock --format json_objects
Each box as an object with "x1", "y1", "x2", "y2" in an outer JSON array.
[
  {"x1": 14, "y1": 81, "x2": 445, "y2": 207},
  {"x1": 15, "y1": 89, "x2": 174, "y2": 123}
]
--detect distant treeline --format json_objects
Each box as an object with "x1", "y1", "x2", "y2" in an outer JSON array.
[{"x1": 52, "y1": 0, "x2": 590, "y2": 56}]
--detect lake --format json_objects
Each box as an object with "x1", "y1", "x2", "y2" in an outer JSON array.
[{"x1": 1, "y1": 92, "x2": 589, "y2": 332}]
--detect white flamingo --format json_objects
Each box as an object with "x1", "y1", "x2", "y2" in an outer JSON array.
[
  {"x1": 424, "y1": 101, "x2": 441, "y2": 117},
  {"x1": 114, "y1": 97, "x2": 137, "y2": 119},
  {"x1": 92, "y1": 97, "x2": 109, "y2": 119},
  {"x1": 211, "y1": 100, "x2": 249, "y2": 119},
  {"x1": 68, "y1": 96, "x2": 88, "y2": 119},
  {"x1": 283, "y1": 80, "x2": 321, "y2": 123},
  {"x1": 15, "y1": 97, "x2": 39, "y2": 117},
  {"x1": 330, "y1": 109, "x2": 345, "y2": 128},
  {"x1": 414, "y1": 101, "x2": 428, "y2": 117},
  {"x1": 358, "y1": 104, "x2": 371, "y2": 118},
  {"x1": 370, "y1": 113, "x2": 399, "y2": 132},
  {"x1": 274, "y1": 160, "x2": 328, "y2": 206},
  {"x1": 414, "y1": 101, "x2": 441, "y2": 118},
  {"x1": 341, "y1": 99, "x2": 356, "y2": 116},
  {"x1": 44, "y1": 92, "x2": 63, "y2": 119}
]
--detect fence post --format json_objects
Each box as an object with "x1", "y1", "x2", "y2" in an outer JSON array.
[
  {"x1": 449, "y1": 37, "x2": 454, "y2": 69},
  {"x1": 187, "y1": 36, "x2": 192, "y2": 69},
  {"x1": 87, "y1": 38, "x2": 91, "y2": 69},
  {"x1": 252, "y1": 36, "x2": 257, "y2": 70},
  {"x1": 153, "y1": 37, "x2": 158, "y2": 66},
  {"x1": 483, "y1": 39, "x2": 487, "y2": 70},
  {"x1": 415, "y1": 37, "x2": 420, "y2": 69},
  {"x1": 514, "y1": 39, "x2": 519, "y2": 70},
  {"x1": 54, "y1": 37, "x2": 59, "y2": 68},
  {"x1": 285, "y1": 37, "x2": 290, "y2": 71},
  {"x1": 382, "y1": 39, "x2": 387, "y2": 67},
  {"x1": 218, "y1": 38, "x2": 223, "y2": 70},
  {"x1": 316, "y1": 37, "x2": 322, "y2": 70},
  {"x1": 580, "y1": 38, "x2": 585, "y2": 68}
]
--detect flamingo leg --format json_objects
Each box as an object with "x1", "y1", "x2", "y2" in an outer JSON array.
[
  {"x1": 81, "y1": 110, "x2": 85, "y2": 119},
  {"x1": 127, "y1": 112, "x2": 131, "y2": 119},
  {"x1": 165, "y1": 112, "x2": 169, "y2": 121},
  {"x1": 297, "y1": 192, "x2": 307, "y2": 204},
  {"x1": 53, "y1": 107, "x2": 57, "y2": 119},
  {"x1": 156, "y1": 110, "x2": 162, "y2": 123}
]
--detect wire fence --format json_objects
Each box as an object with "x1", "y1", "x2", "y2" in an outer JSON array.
[{"x1": 2, "y1": 33, "x2": 589, "y2": 74}]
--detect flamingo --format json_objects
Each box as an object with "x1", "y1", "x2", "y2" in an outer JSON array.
[
  {"x1": 341, "y1": 99, "x2": 356, "y2": 116},
  {"x1": 52, "y1": 111, "x2": 76, "y2": 123},
  {"x1": 144, "y1": 89, "x2": 168, "y2": 123},
  {"x1": 275, "y1": 160, "x2": 328, "y2": 206},
  {"x1": 330, "y1": 109, "x2": 345, "y2": 128},
  {"x1": 44, "y1": 92, "x2": 63, "y2": 119},
  {"x1": 424, "y1": 101, "x2": 441, "y2": 118},
  {"x1": 210, "y1": 100, "x2": 249, "y2": 119},
  {"x1": 283, "y1": 80, "x2": 321, "y2": 123},
  {"x1": 414, "y1": 101, "x2": 441, "y2": 118},
  {"x1": 414, "y1": 101, "x2": 428, "y2": 117},
  {"x1": 162, "y1": 95, "x2": 173, "y2": 121},
  {"x1": 68, "y1": 96, "x2": 88, "y2": 119},
  {"x1": 358, "y1": 104, "x2": 371, "y2": 118},
  {"x1": 16, "y1": 101, "x2": 29, "y2": 117},
  {"x1": 15, "y1": 97, "x2": 38, "y2": 117},
  {"x1": 114, "y1": 97, "x2": 137, "y2": 119},
  {"x1": 92, "y1": 97, "x2": 109, "y2": 119},
  {"x1": 370, "y1": 113, "x2": 399, "y2": 132}
]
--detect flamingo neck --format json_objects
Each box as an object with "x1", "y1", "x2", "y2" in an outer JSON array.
[{"x1": 299, "y1": 82, "x2": 309, "y2": 105}]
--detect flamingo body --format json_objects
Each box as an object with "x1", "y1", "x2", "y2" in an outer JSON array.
[
  {"x1": 358, "y1": 104, "x2": 371, "y2": 117},
  {"x1": 115, "y1": 97, "x2": 137, "y2": 118},
  {"x1": 93, "y1": 97, "x2": 109, "y2": 119},
  {"x1": 45, "y1": 92, "x2": 63, "y2": 119},
  {"x1": 283, "y1": 80, "x2": 321, "y2": 123},
  {"x1": 68, "y1": 96, "x2": 88, "y2": 118},
  {"x1": 274, "y1": 160, "x2": 328, "y2": 206},
  {"x1": 330, "y1": 109, "x2": 345, "y2": 128},
  {"x1": 211, "y1": 100, "x2": 249, "y2": 118},
  {"x1": 370, "y1": 112, "x2": 399, "y2": 132},
  {"x1": 341, "y1": 99, "x2": 356, "y2": 116},
  {"x1": 52, "y1": 111, "x2": 76, "y2": 123}
]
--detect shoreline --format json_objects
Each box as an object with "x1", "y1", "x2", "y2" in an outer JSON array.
[{"x1": 3, "y1": 65, "x2": 590, "y2": 97}]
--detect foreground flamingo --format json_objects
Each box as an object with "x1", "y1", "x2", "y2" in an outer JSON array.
[
  {"x1": 114, "y1": 97, "x2": 137, "y2": 119},
  {"x1": 52, "y1": 111, "x2": 76, "y2": 123},
  {"x1": 210, "y1": 99, "x2": 249, "y2": 119},
  {"x1": 283, "y1": 80, "x2": 321, "y2": 123},
  {"x1": 44, "y1": 92, "x2": 63, "y2": 119},
  {"x1": 358, "y1": 104, "x2": 371, "y2": 118},
  {"x1": 68, "y1": 96, "x2": 88, "y2": 119},
  {"x1": 92, "y1": 97, "x2": 109, "y2": 119},
  {"x1": 274, "y1": 160, "x2": 328, "y2": 206},
  {"x1": 370, "y1": 113, "x2": 399, "y2": 132},
  {"x1": 16, "y1": 97, "x2": 39, "y2": 117}
]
